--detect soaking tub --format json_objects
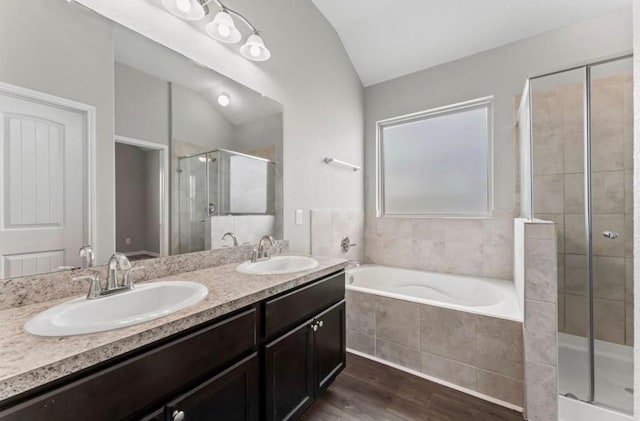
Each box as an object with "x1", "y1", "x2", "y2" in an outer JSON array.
[
  {"x1": 344, "y1": 264, "x2": 524, "y2": 410},
  {"x1": 346, "y1": 264, "x2": 521, "y2": 321}
]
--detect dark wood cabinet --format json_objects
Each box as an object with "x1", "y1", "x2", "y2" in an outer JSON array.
[
  {"x1": 0, "y1": 270, "x2": 346, "y2": 421},
  {"x1": 313, "y1": 301, "x2": 346, "y2": 395},
  {"x1": 166, "y1": 353, "x2": 259, "y2": 421},
  {"x1": 264, "y1": 300, "x2": 346, "y2": 421},
  {"x1": 264, "y1": 320, "x2": 315, "y2": 421}
]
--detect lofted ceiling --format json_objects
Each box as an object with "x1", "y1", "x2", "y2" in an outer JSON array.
[{"x1": 311, "y1": 0, "x2": 632, "y2": 86}]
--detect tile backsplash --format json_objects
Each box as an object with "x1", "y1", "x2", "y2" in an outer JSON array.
[{"x1": 364, "y1": 209, "x2": 515, "y2": 280}]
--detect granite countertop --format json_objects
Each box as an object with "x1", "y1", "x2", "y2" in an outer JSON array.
[{"x1": 0, "y1": 256, "x2": 347, "y2": 401}]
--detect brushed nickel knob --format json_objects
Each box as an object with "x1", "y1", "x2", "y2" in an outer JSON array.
[
  {"x1": 173, "y1": 410, "x2": 185, "y2": 421},
  {"x1": 318, "y1": 320, "x2": 324, "y2": 328}
]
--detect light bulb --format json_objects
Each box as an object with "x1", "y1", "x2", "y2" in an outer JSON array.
[
  {"x1": 175, "y1": 0, "x2": 191, "y2": 13},
  {"x1": 217, "y1": 94, "x2": 230, "y2": 107},
  {"x1": 217, "y1": 23, "x2": 231, "y2": 37},
  {"x1": 249, "y1": 45, "x2": 261, "y2": 58}
]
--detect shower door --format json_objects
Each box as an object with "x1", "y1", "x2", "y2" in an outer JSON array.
[
  {"x1": 530, "y1": 55, "x2": 633, "y2": 415},
  {"x1": 177, "y1": 152, "x2": 217, "y2": 254}
]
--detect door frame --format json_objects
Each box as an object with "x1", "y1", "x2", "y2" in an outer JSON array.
[
  {"x1": 114, "y1": 135, "x2": 170, "y2": 257},
  {"x1": 0, "y1": 80, "x2": 97, "y2": 261}
]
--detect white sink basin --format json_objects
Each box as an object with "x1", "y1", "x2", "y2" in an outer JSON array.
[
  {"x1": 25, "y1": 281, "x2": 208, "y2": 337},
  {"x1": 236, "y1": 256, "x2": 319, "y2": 275}
]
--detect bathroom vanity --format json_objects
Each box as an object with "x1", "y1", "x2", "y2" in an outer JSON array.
[{"x1": 0, "y1": 259, "x2": 346, "y2": 421}]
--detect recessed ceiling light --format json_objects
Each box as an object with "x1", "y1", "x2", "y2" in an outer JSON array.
[{"x1": 217, "y1": 94, "x2": 230, "y2": 107}]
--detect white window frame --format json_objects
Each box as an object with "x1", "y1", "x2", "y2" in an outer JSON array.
[{"x1": 376, "y1": 96, "x2": 494, "y2": 218}]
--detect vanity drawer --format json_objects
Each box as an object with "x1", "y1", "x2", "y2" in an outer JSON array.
[
  {"x1": 264, "y1": 271, "x2": 345, "y2": 339},
  {"x1": 0, "y1": 307, "x2": 257, "y2": 421}
]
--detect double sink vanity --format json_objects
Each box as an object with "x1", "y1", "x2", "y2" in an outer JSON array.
[{"x1": 0, "y1": 252, "x2": 347, "y2": 421}]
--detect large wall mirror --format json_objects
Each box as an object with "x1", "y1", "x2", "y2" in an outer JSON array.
[{"x1": 0, "y1": 0, "x2": 283, "y2": 279}]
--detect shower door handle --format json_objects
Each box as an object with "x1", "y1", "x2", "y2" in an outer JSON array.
[{"x1": 602, "y1": 231, "x2": 619, "y2": 239}]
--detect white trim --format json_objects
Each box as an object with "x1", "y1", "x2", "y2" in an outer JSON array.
[
  {"x1": 0, "y1": 81, "x2": 97, "y2": 259},
  {"x1": 375, "y1": 96, "x2": 495, "y2": 219},
  {"x1": 346, "y1": 348, "x2": 524, "y2": 413},
  {"x1": 114, "y1": 135, "x2": 170, "y2": 257}
]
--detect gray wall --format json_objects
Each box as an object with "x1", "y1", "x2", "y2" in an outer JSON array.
[
  {"x1": 0, "y1": 0, "x2": 115, "y2": 264},
  {"x1": 364, "y1": 8, "x2": 632, "y2": 212},
  {"x1": 145, "y1": 150, "x2": 161, "y2": 254},
  {"x1": 76, "y1": 0, "x2": 365, "y2": 254},
  {"x1": 115, "y1": 63, "x2": 170, "y2": 145},
  {"x1": 633, "y1": 0, "x2": 639, "y2": 415},
  {"x1": 115, "y1": 143, "x2": 148, "y2": 253}
]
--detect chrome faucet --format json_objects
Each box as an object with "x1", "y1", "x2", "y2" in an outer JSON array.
[
  {"x1": 107, "y1": 253, "x2": 132, "y2": 290},
  {"x1": 251, "y1": 235, "x2": 276, "y2": 263},
  {"x1": 78, "y1": 244, "x2": 95, "y2": 268},
  {"x1": 221, "y1": 232, "x2": 239, "y2": 247}
]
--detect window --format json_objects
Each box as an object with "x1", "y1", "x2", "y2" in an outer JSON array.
[{"x1": 377, "y1": 97, "x2": 493, "y2": 217}]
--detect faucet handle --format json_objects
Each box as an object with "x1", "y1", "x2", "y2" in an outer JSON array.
[
  {"x1": 123, "y1": 266, "x2": 145, "y2": 289},
  {"x1": 73, "y1": 275, "x2": 103, "y2": 299}
]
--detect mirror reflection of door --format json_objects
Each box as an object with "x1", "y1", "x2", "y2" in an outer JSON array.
[
  {"x1": 114, "y1": 138, "x2": 166, "y2": 262},
  {"x1": 0, "y1": 85, "x2": 89, "y2": 278}
]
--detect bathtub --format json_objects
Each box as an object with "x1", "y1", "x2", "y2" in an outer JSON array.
[
  {"x1": 344, "y1": 264, "x2": 524, "y2": 410},
  {"x1": 346, "y1": 264, "x2": 521, "y2": 321}
]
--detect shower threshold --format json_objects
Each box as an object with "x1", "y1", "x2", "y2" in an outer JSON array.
[{"x1": 558, "y1": 333, "x2": 633, "y2": 420}]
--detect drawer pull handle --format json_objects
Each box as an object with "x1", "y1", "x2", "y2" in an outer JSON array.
[
  {"x1": 318, "y1": 320, "x2": 324, "y2": 328},
  {"x1": 173, "y1": 410, "x2": 185, "y2": 421},
  {"x1": 311, "y1": 322, "x2": 318, "y2": 332}
]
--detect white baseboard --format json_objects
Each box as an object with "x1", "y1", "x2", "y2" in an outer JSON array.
[{"x1": 346, "y1": 348, "x2": 524, "y2": 413}]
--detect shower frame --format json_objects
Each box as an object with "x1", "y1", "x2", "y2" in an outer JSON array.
[{"x1": 524, "y1": 53, "x2": 633, "y2": 406}]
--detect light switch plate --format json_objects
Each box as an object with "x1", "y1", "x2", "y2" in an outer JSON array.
[{"x1": 295, "y1": 209, "x2": 304, "y2": 225}]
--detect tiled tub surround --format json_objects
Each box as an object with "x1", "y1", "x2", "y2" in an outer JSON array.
[
  {"x1": 345, "y1": 265, "x2": 524, "y2": 409},
  {"x1": 0, "y1": 254, "x2": 347, "y2": 401},
  {"x1": 531, "y1": 72, "x2": 633, "y2": 346},
  {"x1": 310, "y1": 209, "x2": 365, "y2": 261},
  {"x1": 364, "y1": 209, "x2": 515, "y2": 281},
  {"x1": 210, "y1": 214, "x2": 276, "y2": 249}
]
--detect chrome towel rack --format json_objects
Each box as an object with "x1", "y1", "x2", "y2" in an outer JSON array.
[{"x1": 323, "y1": 157, "x2": 361, "y2": 172}]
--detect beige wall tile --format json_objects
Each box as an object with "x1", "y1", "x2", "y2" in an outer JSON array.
[
  {"x1": 531, "y1": 214, "x2": 563, "y2": 251},
  {"x1": 625, "y1": 258, "x2": 633, "y2": 304},
  {"x1": 382, "y1": 237, "x2": 417, "y2": 269},
  {"x1": 557, "y1": 253, "x2": 565, "y2": 293},
  {"x1": 625, "y1": 301, "x2": 633, "y2": 346},
  {"x1": 594, "y1": 298, "x2": 625, "y2": 344},
  {"x1": 532, "y1": 90, "x2": 563, "y2": 135},
  {"x1": 593, "y1": 256, "x2": 625, "y2": 300},
  {"x1": 444, "y1": 240, "x2": 484, "y2": 277},
  {"x1": 346, "y1": 290, "x2": 376, "y2": 336},
  {"x1": 591, "y1": 127, "x2": 625, "y2": 172},
  {"x1": 623, "y1": 125, "x2": 633, "y2": 169},
  {"x1": 413, "y1": 239, "x2": 446, "y2": 273},
  {"x1": 525, "y1": 361, "x2": 558, "y2": 421},
  {"x1": 375, "y1": 338, "x2": 421, "y2": 371},
  {"x1": 476, "y1": 316, "x2": 524, "y2": 380},
  {"x1": 533, "y1": 174, "x2": 564, "y2": 213},
  {"x1": 476, "y1": 369, "x2": 523, "y2": 407},
  {"x1": 524, "y1": 238, "x2": 557, "y2": 302},
  {"x1": 592, "y1": 213, "x2": 625, "y2": 257},
  {"x1": 564, "y1": 253, "x2": 587, "y2": 296},
  {"x1": 421, "y1": 352, "x2": 476, "y2": 390},
  {"x1": 563, "y1": 173, "x2": 584, "y2": 214},
  {"x1": 563, "y1": 131, "x2": 584, "y2": 174},
  {"x1": 624, "y1": 212, "x2": 633, "y2": 258},
  {"x1": 533, "y1": 132, "x2": 564, "y2": 175},
  {"x1": 420, "y1": 305, "x2": 476, "y2": 365},
  {"x1": 364, "y1": 235, "x2": 383, "y2": 264},
  {"x1": 564, "y1": 294, "x2": 588, "y2": 337},
  {"x1": 346, "y1": 330, "x2": 375, "y2": 355},
  {"x1": 624, "y1": 169, "x2": 633, "y2": 212},
  {"x1": 591, "y1": 171, "x2": 624, "y2": 214},
  {"x1": 525, "y1": 300, "x2": 557, "y2": 366},
  {"x1": 564, "y1": 214, "x2": 586, "y2": 254},
  {"x1": 376, "y1": 296, "x2": 420, "y2": 349}
]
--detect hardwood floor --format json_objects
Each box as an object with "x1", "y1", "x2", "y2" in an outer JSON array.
[{"x1": 301, "y1": 353, "x2": 524, "y2": 421}]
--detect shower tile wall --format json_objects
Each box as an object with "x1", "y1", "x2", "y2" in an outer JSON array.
[{"x1": 532, "y1": 73, "x2": 633, "y2": 345}]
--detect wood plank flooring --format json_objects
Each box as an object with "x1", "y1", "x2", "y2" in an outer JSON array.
[{"x1": 301, "y1": 353, "x2": 524, "y2": 421}]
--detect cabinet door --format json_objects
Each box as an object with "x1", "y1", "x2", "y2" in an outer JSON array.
[
  {"x1": 166, "y1": 353, "x2": 259, "y2": 421},
  {"x1": 313, "y1": 301, "x2": 346, "y2": 394},
  {"x1": 264, "y1": 320, "x2": 314, "y2": 421}
]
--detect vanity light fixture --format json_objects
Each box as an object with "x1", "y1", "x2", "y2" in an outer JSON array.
[
  {"x1": 217, "y1": 93, "x2": 230, "y2": 107},
  {"x1": 162, "y1": 0, "x2": 271, "y2": 62}
]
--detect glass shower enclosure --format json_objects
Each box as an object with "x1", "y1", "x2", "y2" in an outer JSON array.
[
  {"x1": 176, "y1": 149, "x2": 276, "y2": 254},
  {"x1": 525, "y1": 55, "x2": 633, "y2": 416}
]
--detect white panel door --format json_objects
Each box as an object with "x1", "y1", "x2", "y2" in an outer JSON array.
[{"x1": 0, "y1": 92, "x2": 85, "y2": 278}]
